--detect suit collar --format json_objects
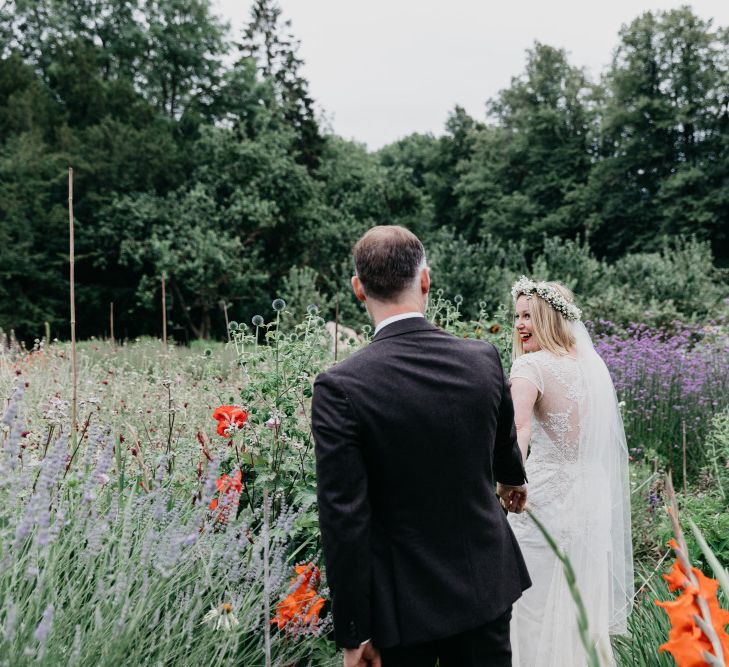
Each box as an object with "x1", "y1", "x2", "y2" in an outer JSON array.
[{"x1": 371, "y1": 316, "x2": 439, "y2": 342}]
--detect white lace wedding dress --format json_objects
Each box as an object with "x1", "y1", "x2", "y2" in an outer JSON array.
[{"x1": 507, "y1": 324, "x2": 633, "y2": 667}]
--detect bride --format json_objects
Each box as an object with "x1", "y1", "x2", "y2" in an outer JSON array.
[{"x1": 506, "y1": 277, "x2": 633, "y2": 666}]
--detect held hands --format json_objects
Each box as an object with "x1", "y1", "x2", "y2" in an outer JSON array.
[
  {"x1": 343, "y1": 642, "x2": 381, "y2": 667},
  {"x1": 496, "y1": 482, "x2": 528, "y2": 514}
]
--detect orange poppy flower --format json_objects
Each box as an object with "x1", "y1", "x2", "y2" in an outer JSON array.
[
  {"x1": 212, "y1": 405, "x2": 248, "y2": 437},
  {"x1": 271, "y1": 563, "x2": 326, "y2": 631}
]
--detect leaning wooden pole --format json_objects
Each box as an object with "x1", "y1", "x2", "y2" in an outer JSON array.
[
  {"x1": 222, "y1": 301, "x2": 230, "y2": 342},
  {"x1": 68, "y1": 167, "x2": 78, "y2": 443},
  {"x1": 161, "y1": 273, "x2": 167, "y2": 348},
  {"x1": 109, "y1": 301, "x2": 115, "y2": 347},
  {"x1": 334, "y1": 294, "x2": 340, "y2": 362},
  {"x1": 682, "y1": 419, "x2": 688, "y2": 496}
]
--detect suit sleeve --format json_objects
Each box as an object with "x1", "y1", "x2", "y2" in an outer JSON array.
[
  {"x1": 491, "y1": 348, "x2": 528, "y2": 486},
  {"x1": 312, "y1": 370, "x2": 372, "y2": 648}
]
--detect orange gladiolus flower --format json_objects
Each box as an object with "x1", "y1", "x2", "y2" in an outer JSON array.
[
  {"x1": 663, "y1": 560, "x2": 689, "y2": 592},
  {"x1": 271, "y1": 563, "x2": 326, "y2": 631},
  {"x1": 655, "y1": 556, "x2": 729, "y2": 666},
  {"x1": 212, "y1": 405, "x2": 248, "y2": 437}
]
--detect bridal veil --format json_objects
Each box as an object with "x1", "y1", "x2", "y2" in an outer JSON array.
[{"x1": 572, "y1": 320, "x2": 634, "y2": 635}]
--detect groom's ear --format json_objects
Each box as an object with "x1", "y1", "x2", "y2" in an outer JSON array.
[
  {"x1": 351, "y1": 276, "x2": 367, "y2": 303},
  {"x1": 420, "y1": 267, "x2": 430, "y2": 295}
]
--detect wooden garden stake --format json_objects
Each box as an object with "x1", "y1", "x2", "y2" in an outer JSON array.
[
  {"x1": 221, "y1": 300, "x2": 230, "y2": 342},
  {"x1": 334, "y1": 293, "x2": 340, "y2": 362},
  {"x1": 161, "y1": 273, "x2": 167, "y2": 348},
  {"x1": 682, "y1": 419, "x2": 688, "y2": 496},
  {"x1": 110, "y1": 301, "x2": 115, "y2": 347},
  {"x1": 68, "y1": 167, "x2": 78, "y2": 443}
]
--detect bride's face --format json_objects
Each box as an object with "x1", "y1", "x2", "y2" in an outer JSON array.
[{"x1": 515, "y1": 295, "x2": 539, "y2": 353}]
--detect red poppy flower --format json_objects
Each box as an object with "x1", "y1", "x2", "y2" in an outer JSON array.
[{"x1": 212, "y1": 405, "x2": 248, "y2": 437}]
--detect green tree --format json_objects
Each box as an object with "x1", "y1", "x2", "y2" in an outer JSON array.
[
  {"x1": 456, "y1": 43, "x2": 596, "y2": 247},
  {"x1": 426, "y1": 227, "x2": 527, "y2": 316},
  {"x1": 142, "y1": 0, "x2": 227, "y2": 118},
  {"x1": 588, "y1": 8, "x2": 728, "y2": 259},
  {"x1": 379, "y1": 106, "x2": 482, "y2": 234},
  {"x1": 8, "y1": 1, "x2": 145, "y2": 84},
  {"x1": 238, "y1": 0, "x2": 323, "y2": 167},
  {"x1": 99, "y1": 123, "x2": 322, "y2": 337},
  {"x1": 0, "y1": 131, "x2": 69, "y2": 338}
]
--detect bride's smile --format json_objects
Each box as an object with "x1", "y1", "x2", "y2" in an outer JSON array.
[{"x1": 514, "y1": 295, "x2": 539, "y2": 353}]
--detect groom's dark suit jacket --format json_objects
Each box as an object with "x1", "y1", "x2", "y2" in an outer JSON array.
[{"x1": 312, "y1": 316, "x2": 530, "y2": 649}]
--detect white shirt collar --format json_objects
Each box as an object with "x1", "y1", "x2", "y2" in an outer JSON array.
[{"x1": 374, "y1": 312, "x2": 425, "y2": 335}]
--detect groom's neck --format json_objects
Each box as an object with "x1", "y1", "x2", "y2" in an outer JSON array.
[{"x1": 367, "y1": 299, "x2": 425, "y2": 329}]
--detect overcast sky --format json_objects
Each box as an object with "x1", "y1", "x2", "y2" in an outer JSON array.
[{"x1": 213, "y1": 1, "x2": 729, "y2": 150}]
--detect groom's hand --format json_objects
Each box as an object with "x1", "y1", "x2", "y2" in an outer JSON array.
[
  {"x1": 343, "y1": 642, "x2": 381, "y2": 667},
  {"x1": 497, "y1": 482, "x2": 528, "y2": 513}
]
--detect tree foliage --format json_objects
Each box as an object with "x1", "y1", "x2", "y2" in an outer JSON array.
[{"x1": 0, "y1": 2, "x2": 726, "y2": 341}]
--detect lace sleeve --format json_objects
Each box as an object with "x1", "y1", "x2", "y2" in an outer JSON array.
[{"x1": 510, "y1": 354, "x2": 544, "y2": 395}]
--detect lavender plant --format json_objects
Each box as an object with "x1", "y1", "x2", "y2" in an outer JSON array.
[
  {"x1": 593, "y1": 321, "x2": 729, "y2": 483},
  {"x1": 0, "y1": 394, "x2": 336, "y2": 665}
]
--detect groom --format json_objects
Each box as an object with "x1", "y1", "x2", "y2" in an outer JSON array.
[{"x1": 312, "y1": 226, "x2": 530, "y2": 667}]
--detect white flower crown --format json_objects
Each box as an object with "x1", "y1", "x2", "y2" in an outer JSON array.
[{"x1": 510, "y1": 276, "x2": 582, "y2": 322}]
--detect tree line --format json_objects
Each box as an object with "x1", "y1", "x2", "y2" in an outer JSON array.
[{"x1": 1, "y1": 0, "x2": 727, "y2": 341}]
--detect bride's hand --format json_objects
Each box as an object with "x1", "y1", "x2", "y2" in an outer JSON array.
[{"x1": 496, "y1": 483, "x2": 528, "y2": 513}]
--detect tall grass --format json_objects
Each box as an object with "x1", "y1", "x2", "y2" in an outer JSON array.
[{"x1": 612, "y1": 574, "x2": 675, "y2": 667}]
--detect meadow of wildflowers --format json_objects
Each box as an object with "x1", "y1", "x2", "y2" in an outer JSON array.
[
  {"x1": 0, "y1": 309, "x2": 338, "y2": 666},
  {"x1": 1, "y1": 299, "x2": 729, "y2": 665}
]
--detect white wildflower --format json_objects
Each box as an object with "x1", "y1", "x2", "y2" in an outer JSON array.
[{"x1": 202, "y1": 603, "x2": 239, "y2": 632}]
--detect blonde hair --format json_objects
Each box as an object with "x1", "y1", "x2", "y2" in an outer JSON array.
[{"x1": 512, "y1": 282, "x2": 577, "y2": 359}]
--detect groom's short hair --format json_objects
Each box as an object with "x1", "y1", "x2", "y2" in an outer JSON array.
[{"x1": 353, "y1": 225, "x2": 426, "y2": 302}]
